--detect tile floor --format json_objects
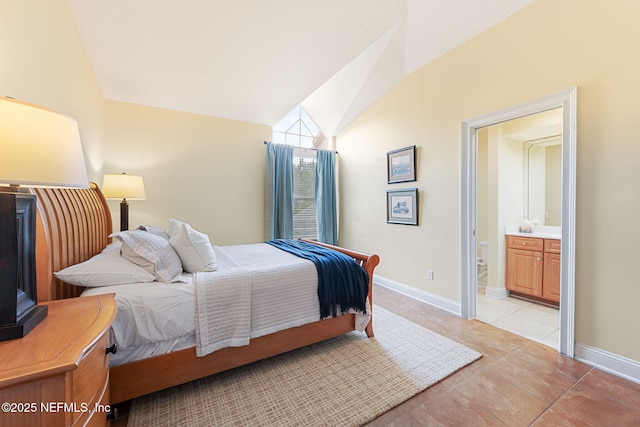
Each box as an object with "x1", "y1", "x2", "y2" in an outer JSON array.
[
  {"x1": 366, "y1": 285, "x2": 640, "y2": 426},
  {"x1": 477, "y1": 286, "x2": 560, "y2": 350}
]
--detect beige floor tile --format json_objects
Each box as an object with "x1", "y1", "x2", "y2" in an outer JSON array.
[{"x1": 477, "y1": 292, "x2": 559, "y2": 350}]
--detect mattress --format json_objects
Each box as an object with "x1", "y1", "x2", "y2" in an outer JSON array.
[{"x1": 82, "y1": 243, "x2": 322, "y2": 365}]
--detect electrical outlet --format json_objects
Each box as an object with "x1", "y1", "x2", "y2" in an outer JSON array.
[{"x1": 427, "y1": 269, "x2": 434, "y2": 280}]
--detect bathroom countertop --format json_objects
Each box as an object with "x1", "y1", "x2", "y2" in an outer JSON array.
[{"x1": 504, "y1": 225, "x2": 561, "y2": 240}]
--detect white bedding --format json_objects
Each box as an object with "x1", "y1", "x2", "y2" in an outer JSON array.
[
  {"x1": 193, "y1": 246, "x2": 252, "y2": 356},
  {"x1": 83, "y1": 243, "x2": 336, "y2": 365}
]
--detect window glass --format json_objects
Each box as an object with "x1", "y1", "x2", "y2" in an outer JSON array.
[
  {"x1": 292, "y1": 152, "x2": 317, "y2": 240},
  {"x1": 273, "y1": 105, "x2": 320, "y2": 149},
  {"x1": 273, "y1": 105, "x2": 321, "y2": 239}
]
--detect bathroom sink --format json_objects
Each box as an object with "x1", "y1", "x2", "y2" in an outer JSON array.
[{"x1": 504, "y1": 225, "x2": 561, "y2": 240}]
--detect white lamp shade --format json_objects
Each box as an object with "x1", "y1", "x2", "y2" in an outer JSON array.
[
  {"x1": 0, "y1": 97, "x2": 89, "y2": 188},
  {"x1": 102, "y1": 174, "x2": 146, "y2": 200}
]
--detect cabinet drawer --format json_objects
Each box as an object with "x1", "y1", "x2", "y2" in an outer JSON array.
[
  {"x1": 72, "y1": 331, "x2": 109, "y2": 425},
  {"x1": 544, "y1": 239, "x2": 561, "y2": 253},
  {"x1": 84, "y1": 378, "x2": 110, "y2": 427},
  {"x1": 506, "y1": 235, "x2": 544, "y2": 251}
]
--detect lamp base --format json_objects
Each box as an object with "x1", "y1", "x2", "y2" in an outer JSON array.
[
  {"x1": 120, "y1": 199, "x2": 129, "y2": 231},
  {"x1": 0, "y1": 192, "x2": 46, "y2": 341},
  {"x1": 0, "y1": 305, "x2": 48, "y2": 341}
]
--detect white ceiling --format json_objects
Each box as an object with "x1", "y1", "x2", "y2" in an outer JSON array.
[{"x1": 67, "y1": 0, "x2": 534, "y2": 137}]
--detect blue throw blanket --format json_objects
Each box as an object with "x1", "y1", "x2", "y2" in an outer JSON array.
[{"x1": 266, "y1": 239, "x2": 369, "y2": 319}]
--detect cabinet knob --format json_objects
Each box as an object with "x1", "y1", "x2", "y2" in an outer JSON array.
[
  {"x1": 106, "y1": 406, "x2": 119, "y2": 421},
  {"x1": 106, "y1": 343, "x2": 118, "y2": 355}
]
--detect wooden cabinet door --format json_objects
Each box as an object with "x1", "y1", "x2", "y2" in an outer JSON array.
[
  {"x1": 543, "y1": 252, "x2": 561, "y2": 303},
  {"x1": 506, "y1": 248, "x2": 543, "y2": 297}
]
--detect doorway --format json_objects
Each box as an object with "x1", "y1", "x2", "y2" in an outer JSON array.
[
  {"x1": 476, "y1": 109, "x2": 562, "y2": 349},
  {"x1": 460, "y1": 88, "x2": 577, "y2": 357}
]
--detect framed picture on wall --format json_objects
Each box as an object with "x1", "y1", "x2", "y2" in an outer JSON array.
[
  {"x1": 387, "y1": 145, "x2": 416, "y2": 184},
  {"x1": 387, "y1": 188, "x2": 418, "y2": 225}
]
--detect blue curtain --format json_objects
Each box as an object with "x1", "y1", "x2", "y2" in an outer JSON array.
[
  {"x1": 315, "y1": 149, "x2": 338, "y2": 245},
  {"x1": 265, "y1": 142, "x2": 294, "y2": 240}
]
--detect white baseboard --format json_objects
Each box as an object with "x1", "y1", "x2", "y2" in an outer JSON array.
[
  {"x1": 575, "y1": 343, "x2": 640, "y2": 385},
  {"x1": 373, "y1": 275, "x2": 461, "y2": 316},
  {"x1": 375, "y1": 274, "x2": 640, "y2": 385},
  {"x1": 485, "y1": 285, "x2": 509, "y2": 299}
]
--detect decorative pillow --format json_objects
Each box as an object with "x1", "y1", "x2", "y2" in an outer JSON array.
[
  {"x1": 54, "y1": 242, "x2": 156, "y2": 287},
  {"x1": 167, "y1": 218, "x2": 217, "y2": 273},
  {"x1": 111, "y1": 230, "x2": 184, "y2": 282}
]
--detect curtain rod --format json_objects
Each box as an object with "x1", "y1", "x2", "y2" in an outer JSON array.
[{"x1": 263, "y1": 141, "x2": 338, "y2": 154}]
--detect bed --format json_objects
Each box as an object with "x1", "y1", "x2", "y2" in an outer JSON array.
[{"x1": 32, "y1": 183, "x2": 380, "y2": 404}]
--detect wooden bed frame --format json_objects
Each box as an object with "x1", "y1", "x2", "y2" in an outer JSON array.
[{"x1": 32, "y1": 183, "x2": 380, "y2": 404}]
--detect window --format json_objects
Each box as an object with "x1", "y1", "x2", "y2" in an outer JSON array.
[
  {"x1": 292, "y1": 154, "x2": 317, "y2": 240},
  {"x1": 272, "y1": 105, "x2": 321, "y2": 148},
  {"x1": 273, "y1": 105, "x2": 321, "y2": 239}
]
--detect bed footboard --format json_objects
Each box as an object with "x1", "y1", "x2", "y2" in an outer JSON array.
[{"x1": 299, "y1": 238, "x2": 379, "y2": 337}]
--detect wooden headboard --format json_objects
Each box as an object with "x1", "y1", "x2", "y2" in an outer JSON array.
[{"x1": 31, "y1": 182, "x2": 112, "y2": 302}]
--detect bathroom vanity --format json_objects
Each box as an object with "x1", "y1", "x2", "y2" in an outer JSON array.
[{"x1": 505, "y1": 233, "x2": 561, "y2": 305}]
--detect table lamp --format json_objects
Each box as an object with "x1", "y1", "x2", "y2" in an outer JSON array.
[
  {"x1": 0, "y1": 96, "x2": 89, "y2": 341},
  {"x1": 102, "y1": 173, "x2": 146, "y2": 231}
]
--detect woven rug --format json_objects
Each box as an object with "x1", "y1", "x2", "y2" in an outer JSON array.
[{"x1": 128, "y1": 306, "x2": 482, "y2": 426}]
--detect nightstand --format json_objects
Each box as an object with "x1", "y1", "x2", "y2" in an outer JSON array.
[{"x1": 0, "y1": 294, "x2": 117, "y2": 426}]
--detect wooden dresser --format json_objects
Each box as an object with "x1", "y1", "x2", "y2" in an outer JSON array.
[
  {"x1": 505, "y1": 235, "x2": 561, "y2": 305},
  {"x1": 0, "y1": 294, "x2": 117, "y2": 426}
]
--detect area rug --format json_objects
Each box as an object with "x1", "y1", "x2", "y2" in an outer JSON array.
[{"x1": 128, "y1": 306, "x2": 482, "y2": 427}]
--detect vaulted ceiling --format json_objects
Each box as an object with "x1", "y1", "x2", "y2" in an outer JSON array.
[{"x1": 68, "y1": 0, "x2": 534, "y2": 137}]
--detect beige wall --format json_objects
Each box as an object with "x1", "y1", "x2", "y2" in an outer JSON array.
[
  {"x1": 0, "y1": 0, "x2": 104, "y2": 180},
  {"x1": 104, "y1": 100, "x2": 272, "y2": 245},
  {"x1": 337, "y1": 0, "x2": 640, "y2": 361}
]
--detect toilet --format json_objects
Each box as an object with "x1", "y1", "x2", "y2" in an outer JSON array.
[
  {"x1": 477, "y1": 241, "x2": 488, "y2": 283},
  {"x1": 479, "y1": 241, "x2": 488, "y2": 266}
]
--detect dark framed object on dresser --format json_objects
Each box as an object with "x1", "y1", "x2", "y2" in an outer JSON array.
[{"x1": 0, "y1": 192, "x2": 47, "y2": 341}]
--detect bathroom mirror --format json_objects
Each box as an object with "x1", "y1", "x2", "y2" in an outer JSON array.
[
  {"x1": 500, "y1": 107, "x2": 563, "y2": 226},
  {"x1": 523, "y1": 135, "x2": 562, "y2": 226}
]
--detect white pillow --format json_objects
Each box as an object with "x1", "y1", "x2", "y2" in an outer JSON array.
[
  {"x1": 167, "y1": 218, "x2": 217, "y2": 273},
  {"x1": 111, "y1": 230, "x2": 184, "y2": 282},
  {"x1": 54, "y1": 242, "x2": 156, "y2": 287},
  {"x1": 137, "y1": 224, "x2": 170, "y2": 240}
]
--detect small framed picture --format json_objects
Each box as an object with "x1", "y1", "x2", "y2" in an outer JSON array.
[
  {"x1": 387, "y1": 188, "x2": 418, "y2": 225},
  {"x1": 387, "y1": 145, "x2": 416, "y2": 184}
]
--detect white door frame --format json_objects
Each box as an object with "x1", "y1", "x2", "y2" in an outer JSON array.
[{"x1": 461, "y1": 87, "x2": 577, "y2": 357}]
